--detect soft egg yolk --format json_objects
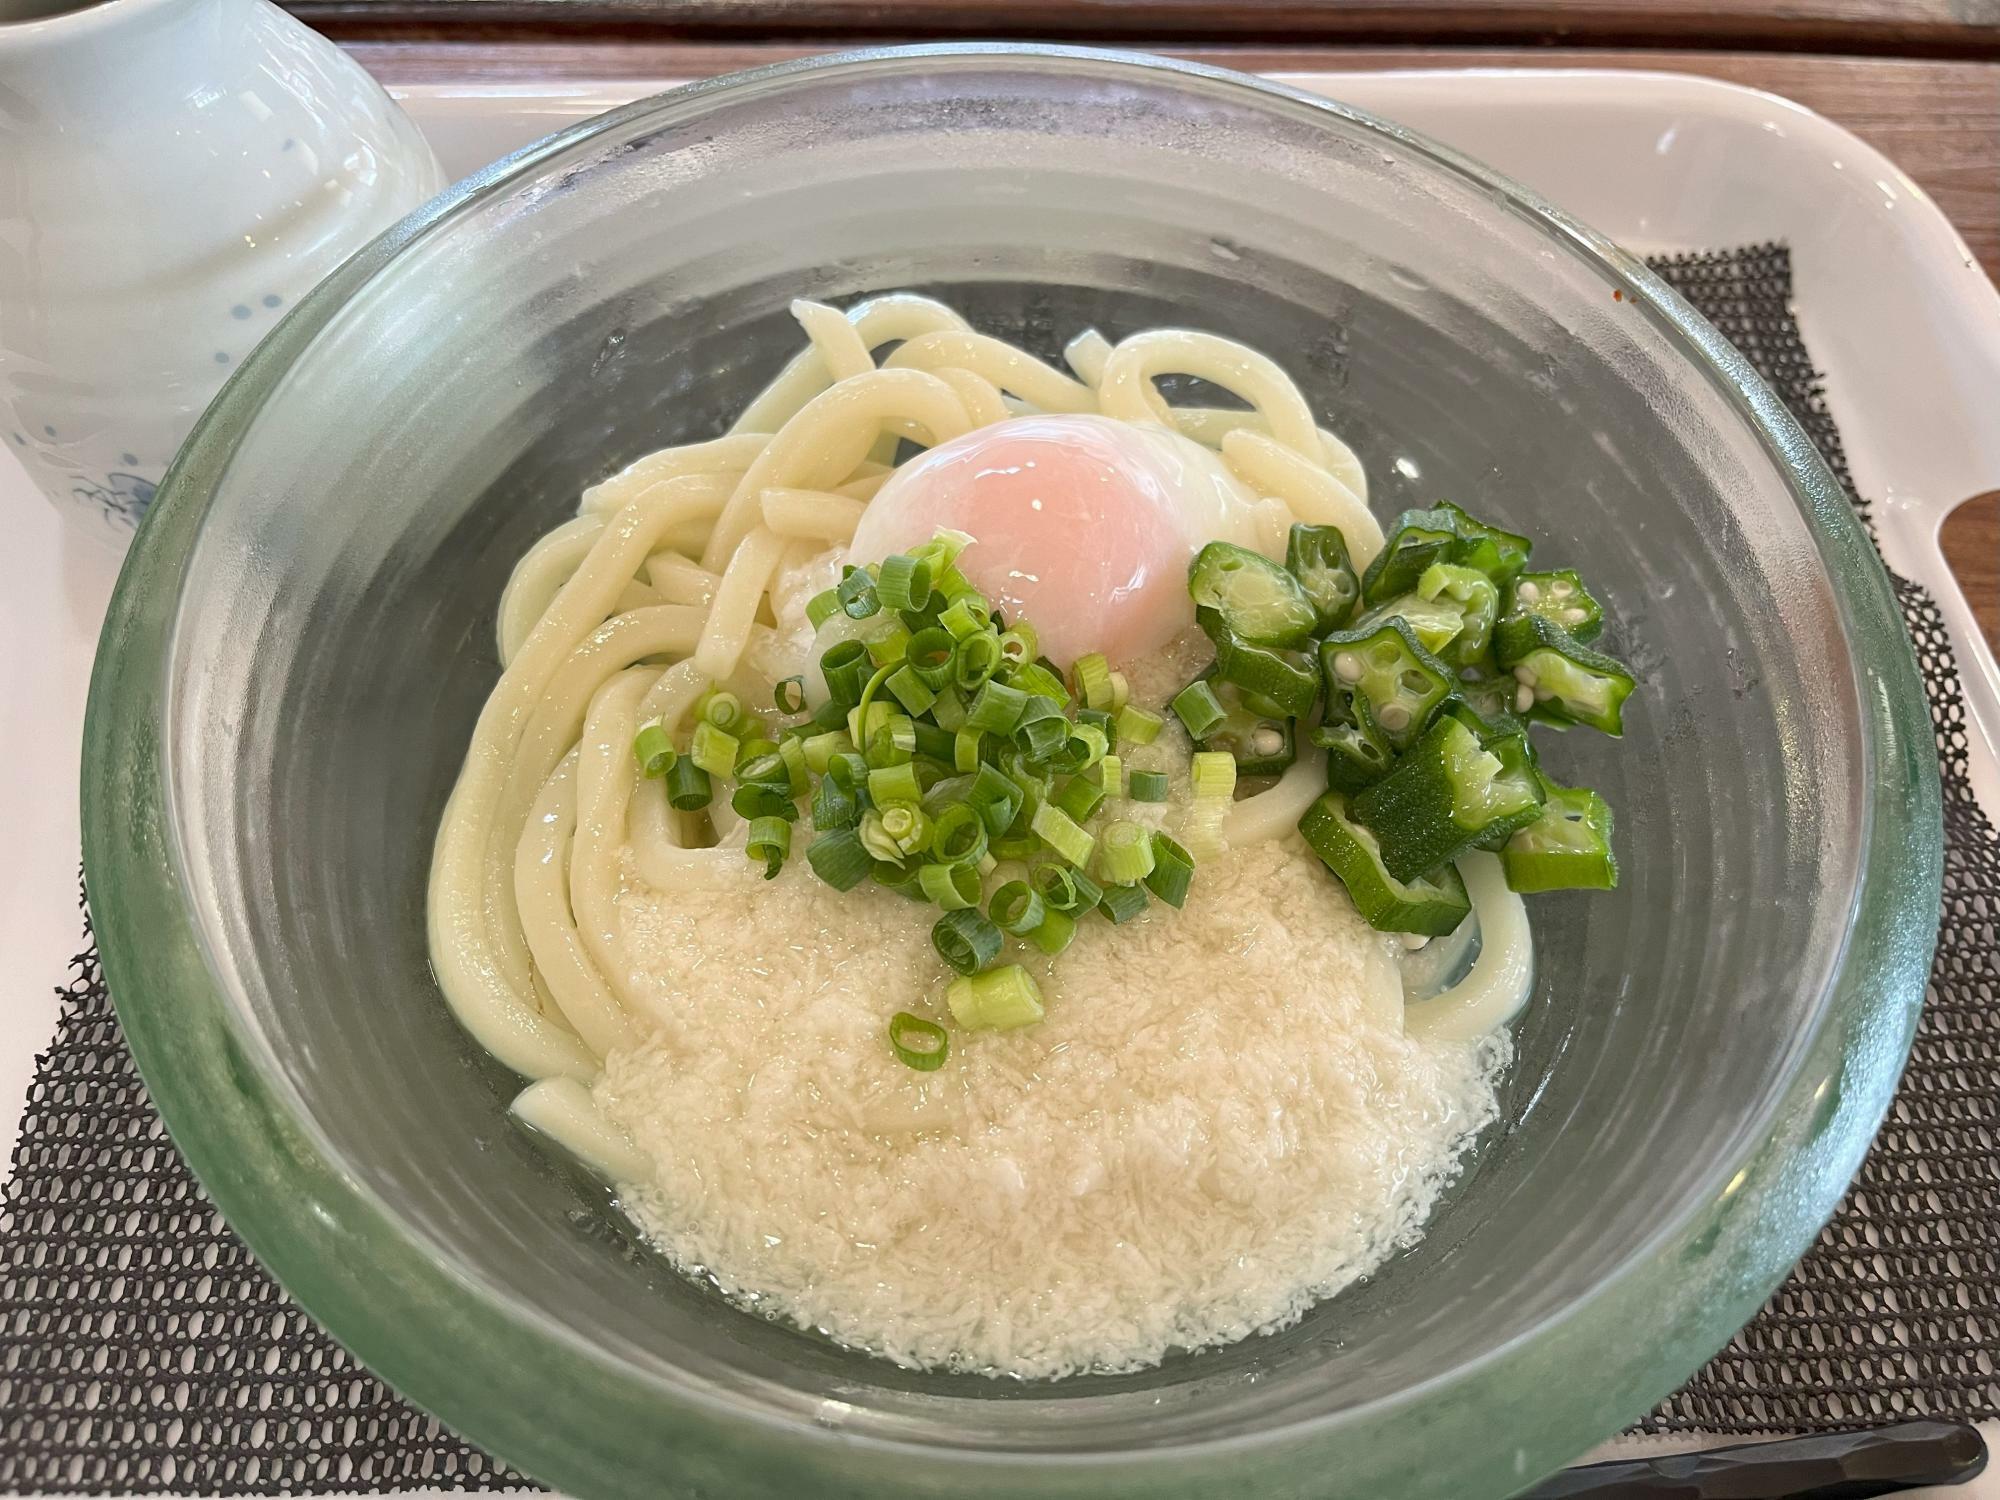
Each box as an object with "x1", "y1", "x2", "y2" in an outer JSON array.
[{"x1": 846, "y1": 414, "x2": 1261, "y2": 667}]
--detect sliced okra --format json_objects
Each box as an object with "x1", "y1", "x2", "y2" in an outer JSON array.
[
  {"x1": 1318, "y1": 617, "x2": 1454, "y2": 753},
  {"x1": 1351, "y1": 712, "x2": 1546, "y2": 881},
  {"x1": 1494, "y1": 612, "x2": 1635, "y2": 735},
  {"x1": 1298, "y1": 791, "x2": 1473, "y2": 936},
  {"x1": 1502, "y1": 773, "x2": 1618, "y2": 892},
  {"x1": 1285, "y1": 523, "x2": 1360, "y2": 633}
]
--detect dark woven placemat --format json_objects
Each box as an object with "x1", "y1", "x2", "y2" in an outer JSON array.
[{"x1": 1, "y1": 245, "x2": 1994, "y2": 1493}]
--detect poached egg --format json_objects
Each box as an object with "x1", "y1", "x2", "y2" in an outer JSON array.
[{"x1": 845, "y1": 414, "x2": 1271, "y2": 667}]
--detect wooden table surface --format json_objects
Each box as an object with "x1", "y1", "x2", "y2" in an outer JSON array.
[{"x1": 321, "y1": 8, "x2": 2000, "y2": 649}]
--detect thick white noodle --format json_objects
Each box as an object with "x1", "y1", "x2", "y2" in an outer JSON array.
[
  {"x1": 1097, "y1": 329, "x2": 1323, "y2": 458},
  {"x1": 1222, "y1": 749, "x2": 1328, "y2": 846},
  {"x1": 569, "y1": 669, "x2": 658, "y2": 1018},
  {"x1": 886, "y1": 331, "x2": 1097, "y2": 414},
  {"x1": 1402, "y1": 854, "x2": 1533, "y2": 1040},
  {"x1": 514, "y1": 750, "x2": 636, "y2": 1059},
  {"x1": 694, "y1": 525, "x2": 790, "y2": 680},
  {"x1": 760, "y1": 487, "x2": 868, "y2": 544},
  {"x1": 1064, "y1": 329, "x2": 1113, "y2": 387},
  {"x1": 498, "y1": 515, "x2": 605, "y2": 667},
  {"x1": 701, "y1": 368, "x2": 974, "y2": 571},
  {"x1": 1170, "y1": 409, "x2": 1368, "y2": 503},
  {"x1": 509, "y1": 1078, "x2": 653, "y2": 1182},
  {"x1": 578, "y1": 433, "x2": 769, "y2": 517},
  {"x1": 731, "y1": 293, "x2": 971, "y2": 437},
  {"x1": 645, "y1": 551, "x2": 720, "y2": 607},
  {"x1": 1220, "y1": 429, "x2": 1384, "y2": 564}
]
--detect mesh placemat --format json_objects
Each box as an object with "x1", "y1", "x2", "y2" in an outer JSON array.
[{"x1": 1, "y1": 245, "x2": 1995, "y2": 1493}]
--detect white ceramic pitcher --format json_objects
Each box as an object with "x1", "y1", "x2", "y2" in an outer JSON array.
[{"x1": 0, "y1": 0, "x2": 445, "y2": 539}]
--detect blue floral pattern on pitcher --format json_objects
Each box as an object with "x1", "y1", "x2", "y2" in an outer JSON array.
[{"x1": 71, "y1": 470, "x2": 158, "y2": 526}]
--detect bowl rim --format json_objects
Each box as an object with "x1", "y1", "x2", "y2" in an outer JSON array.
[{"x1": 81, "y1": 41, "x2": 1943, "y2": 1500}]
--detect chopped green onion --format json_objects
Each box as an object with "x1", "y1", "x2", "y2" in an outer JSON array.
[
  {"x1": 940, "y1": 595, "x2": 992, "y2": 640},
  {"x1": 732, "y1": 781, "x2": 797, "y2": 821},
  {"x1": 868, "y1": 763, "x2": 922, "y2": 807},
  {"x1": 1071, "y1": 652, "x2": 1115, "y2": 711},
  {"x1": 970, "y1": 763, "x2": 1023, "y2": 838},
  {"x1": 952, "y1": 631, "x2": 1003, "y2": 692},
  {"x1": 808, "y1": 696, "x2": 851, "y2": 734},
  {"x1": 736, "y1": 737, "x2": 780, "y2": 771},
  {"x1": 997, "y1": 621, "x2": 1039, "y2": 669},
  {"x1": 1094, "y1": 753, "x2": 1125, "y2": 799},
  {"x1": 738, "y1": 749, "x2": 790, "y2": 787},
  {"x1": 954, "y1": 729, "x2": 984, "y2": 773},
  {"x1": 930, "y1": 803, "x2": 989, "y2": 866},
  {"x1": 810, "y1": 772, "x2": 858, "y2": 832},
  {"x1": 904, "y1": 626, "x2": 957, "y2": 689},
  {"x1": 933, "y1": 909, "x2": 1003, "y2": 976},
  {"x1": 776, "y1": 736, "x2": 810, "y2": 796},
  {"x1": 929, "y1": 683, "x2": 968, "y2": 732},
  {"x1": 805, "y1": 827, "x2": 872, "y2": 890},
  {"x1": 1008, "y1": 660, "x2": 1069, "y2": 704},
  {"x1": 1128, "y1": 770, "x2": 1170, "y2": 803},
  {"x1": 858, "y1": 810, "x2": 901, "y2": 863},
  {"x1": 664, "y1": 757, "x2": 711, "y2": 811},
  {"x1": 1034, "y1": 863, "x2": 1103, "y2": 914},
  {"x1": 803, "y1": 730, "x2": 853, "y2": 775},
  {"x1": 1108, "y1": 671, "x2": 1131, "y2": 713},
  {"x1": 699, "y1": 690, "x2": 745, "y2": 735},
  {"x1": 967, "y1": 680, "x2": 1030, "y2": 734},
  {"x1": 888, "y1": 1011, "x2": 949, "y2": 1071},
  {"x1": 1191, "y1": 751, "x2": 1237, "y2": 803},
  {"x1": 921, "y1": 526, "x2": 976, "y2": 567},
  {"x1": 934, "y1": 564, "x2": 982, "y2": 604},
  {"x1": 945, "y1": 964, "x2": 1045, "y2": 1030},
  {"x1": 820, "y1": 639, "x2": 872, "y2": 705},
  {"x1": 1096, "y1": 820, "x2": 1156, "y2": 884},
  {"x1": 1053, "y1": 775, "x2": 1106, "y2": 824},
  {"x1": 876, "y1": 553, "x2": 934, "y2": 614},
  {"x1": 918, "y1": 860, "x2": 982, "y2": 910},
  {"x1": 993, "y1": 828, "x2": 1042, "y2": 861},
  {"x1": 1025, "y1": 908, "x2": 1077, "y2": 956},
  {"x1": 689, "y1": 720, "x2": 739, "y2": 778},
  {"x1": 1114, "y1": 705, "x2": 1164, "y2": 745},
  {"x1": 1054, "y1": 723, "x2": 1109, "y2": 776},
  {"x1": 806, "y1": 588, "x2": 842, "y2": 631},
  {"x1": 989, "y1": 880, "x2": 1046, "y2": 937},
  {"x1": 872, "y1": 803, "x2": 931, "y2": 860},
  {"x1": 886, "y1": 664, "x2": 937, "y2": 717},
  {"x1": 745, "y1": 816, "x2": 791, "y2": 879},
  {"x1": 773, "y1": 676, "x2": 808, "y2": 715},
  {"x1": 865, "y1": 624, "x2": 911, "y2": 667},
  {"x1": 1145, "y1": 832, "x2": 1195, "y2": 908},
  {"x1": 1031, "y1": 802, "x2": 1095, "y2": 868},
  {"x1": 1013, "y1": 698, "x2": 1070, "y2": 764},
  {"x1": 837, "y1": 565, "x2": 880, "y2": 620},
  {"x1": 1097, "y1": 882, "x2": 1150, "y2": 924},
  {"x1": 632, "y1": 719, "x2": 676, "y2": 777},
  {"x1": 1172, "y1": 680, "x2": 1228, "y2": 740},
  {"x1": 911, "y1": 721, "x2": 956, "y2": 764}
]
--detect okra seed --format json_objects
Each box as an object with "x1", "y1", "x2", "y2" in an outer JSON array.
[
  {"x1": 1516, "y1": 580, "x2": 1542, "y2": 604},
  {"x1": 1398, "y1": 932, "x2": 1432, "y2": 951},
  {"x1": 1561, "y1": 607, "x2": 1587, "y2": 625},
  {"x1": 1251, "y1": 727, "x2": 1285, "y2": 757},
  {"x1": 1548, "y1": 580, "x2": 1572, "y2": 599},
  {"x1": 1513, "y1": 665, "x2": 1538, "y2": 686},
  {"x1": 1376, "y1": 703, "x2": 1411, "y2": 732},
  {"x1": 1514, "y1": 684, "x2": 1534, "y2": 713},
  {"x1": 1333, "y1": 651, "x2": 1364, "y2": 683}
]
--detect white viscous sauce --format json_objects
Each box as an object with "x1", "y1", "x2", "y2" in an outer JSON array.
[{"x1": 595, "y1": 834, "x2": 1508, "y2": 1378}]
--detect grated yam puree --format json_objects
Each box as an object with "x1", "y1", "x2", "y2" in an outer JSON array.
[{"x1": 594, "y1": 832, "x2": 1507, "y2": 1378}]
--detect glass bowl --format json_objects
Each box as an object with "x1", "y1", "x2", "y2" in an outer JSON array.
[{"x1": 83, "y1": 45, "x2": 1943, "y2": 1500}]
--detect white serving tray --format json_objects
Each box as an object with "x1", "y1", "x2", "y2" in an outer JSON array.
[{"x1": 3, "y1": 67, "x2": 1996, "y2": 1496}]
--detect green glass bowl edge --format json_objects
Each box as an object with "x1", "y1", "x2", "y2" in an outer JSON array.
[{"x1": 79, "y1": 44, "x2": 1944, "y2": 1500}]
